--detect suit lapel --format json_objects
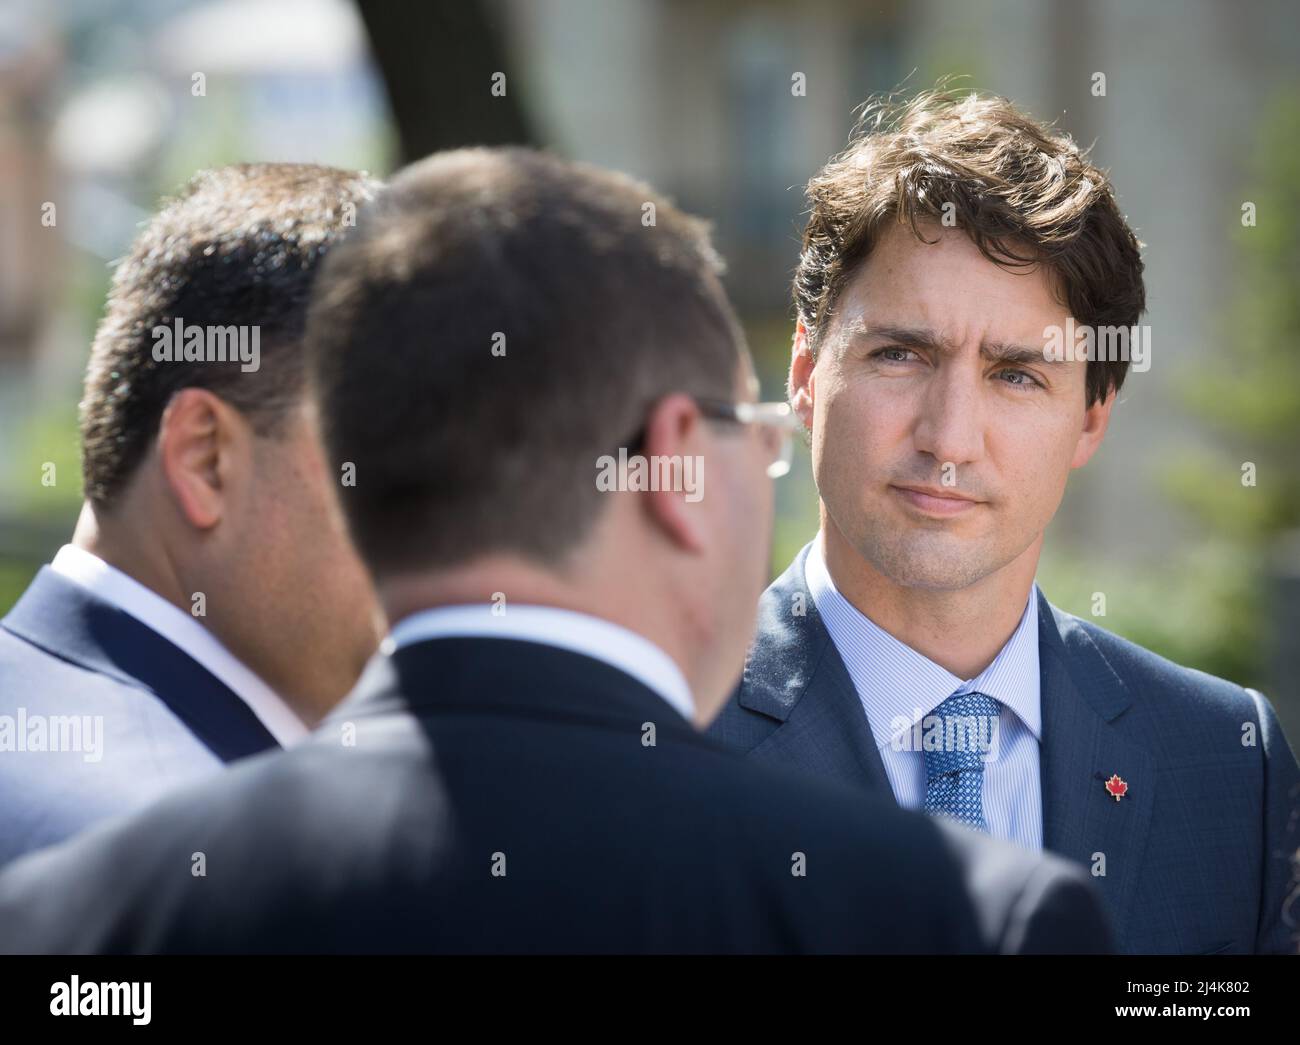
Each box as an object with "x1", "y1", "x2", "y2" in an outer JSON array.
[
  {"x1": 737, "y1": 545, "x2": 892, "y2": 795},
  {"x1": 2, "y1": 567, "x2": 279, "y2": 762},
  {"x1": 1037, "y1": 590, "x2": 1154, "y2": 951}
]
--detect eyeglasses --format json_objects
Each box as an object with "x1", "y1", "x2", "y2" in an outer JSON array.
[
  {"x1": 622, "y1": 397, "x2": 803, "y2": 479},
  {"x1": 694, "y1": 397, "x2": 803, "y2": 478}
]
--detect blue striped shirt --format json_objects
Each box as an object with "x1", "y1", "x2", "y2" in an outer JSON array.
[{"x1": 805, "y1": 536, "x2": 1043, "y2": 850}]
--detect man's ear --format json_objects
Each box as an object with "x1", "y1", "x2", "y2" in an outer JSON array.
[
  {"x1": 1070, "y1": 385, "x2": 1117, "y2": 469},
  {"x1": 156, "y1": 388, "x2": 247, "y2": 530},
  {"x1": 639, "y1": 392, "x2": 709, "y2": 555},
  {"x1": 789, "y1": 321, "x2": 815, "y2": 431}
]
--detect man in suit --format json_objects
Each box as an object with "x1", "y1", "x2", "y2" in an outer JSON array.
[
  {"x1": 0, "y1": 164, "x2": 386, "y2": 865},
  {"x1": 0, "y1": 147, "x2": 1109, "y2": 953},
  {"x1": 709, "y1": 89, "x2": 1300, "y2": 954}
]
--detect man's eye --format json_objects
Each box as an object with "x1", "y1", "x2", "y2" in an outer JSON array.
[
  {"x1": 875, "y1": 347, "x2": 916, "y2": 363},
  {"x1": 998, "y1": 369, "x2": 1040, "y2": 388}
]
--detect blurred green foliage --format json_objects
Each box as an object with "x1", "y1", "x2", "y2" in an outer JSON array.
[
  {"x1": 1043, "y1": 89, "x2": 1300, "y2": 691},
  {"x1": 1167, "y1": 91, "x2": 1300, "y2": 542}
]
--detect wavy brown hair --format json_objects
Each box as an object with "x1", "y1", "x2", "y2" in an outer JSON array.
[
  {"x1": 794, "y1": 87, "x2": 1146, "y2": 407},
  {"x1": 80, "y1": 163, "x2": 381, "y2": 508}
]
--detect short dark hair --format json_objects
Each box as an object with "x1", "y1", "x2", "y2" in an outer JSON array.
[
  {"x1": 307, "y1": 147, "x2": 745, "y2": 578},
  {"x1": 80, "y1": 162, "x2": 381, "y2": 507},
  {"x1": 795, "y1": 88, "x2": 1146, "y2": 406}
]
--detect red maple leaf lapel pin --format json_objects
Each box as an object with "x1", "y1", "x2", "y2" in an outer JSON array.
[{"x1": 1103, "y1": 773, "x2": 1128, "y2": 802}]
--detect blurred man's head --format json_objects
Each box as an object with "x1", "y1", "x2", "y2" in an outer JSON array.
[
  {"x1": 77, "y1": 163, "x2": 386, "y2": 722},
  {"x1": 790, "y1": 89, "x2": 1146, "y2": 593},
  {"x1": 307, "y1": 148, "x2": 777, "y2": 723}
]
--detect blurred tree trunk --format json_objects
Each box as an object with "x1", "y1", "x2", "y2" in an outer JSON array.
[{"x1": 356, "y1": 0, "x2": 534, "y2": 164}]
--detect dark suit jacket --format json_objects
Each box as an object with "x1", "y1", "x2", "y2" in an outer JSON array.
[
  {"x1": 709, "y1": 544, "x2": 1300, "y2": 954},
  {"x1": 0, "y1": 568, "x2": 278, "y2": 865},
  {"x1": 0, "y1": 636, "x2": 1110, "y2": 953}
]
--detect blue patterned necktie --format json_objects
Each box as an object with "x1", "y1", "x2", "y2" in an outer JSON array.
[{"x1": 922, "y1": 690, "x2": 1002, "y2": 832}]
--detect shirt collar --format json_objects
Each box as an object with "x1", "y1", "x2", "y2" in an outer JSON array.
[
  {"x1": 49, "y1": 545, "x2": 309, "y2": 746},
  {"x1": 384, "y1": 604, "x2": 696, "y2": 723},
  {"x1": 804, "y1": 534, "x2": 1041, "y2": 750}
]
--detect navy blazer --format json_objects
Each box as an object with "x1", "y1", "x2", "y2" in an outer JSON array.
[
  {"x1": 0, "y1": 637, "x2": 1110, "y2": 953},
  {"x1": 709, "y1": 544, "x2": 1300, "y2": 955},
  {"x1": 0, "y1": 567, "x2": 278, "y2": 865}
]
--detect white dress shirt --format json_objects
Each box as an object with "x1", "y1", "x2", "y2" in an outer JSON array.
[
  {"x1": 50, "y1": 544, "x2": 308, "y2": 746},
  {"x1": 385, "y1": 603, "x2": 696, "y2": 722},
  {"x1": 805, "y1": 534, "x2": 1044, "y2": 849}
]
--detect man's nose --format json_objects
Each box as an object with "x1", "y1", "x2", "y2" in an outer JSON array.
[{"x1": 911, "y1": 370, "x2": 985, "y2": 467}]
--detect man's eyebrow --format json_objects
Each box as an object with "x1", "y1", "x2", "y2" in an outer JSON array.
[
  {"x1": 845, "y1": 323, "x2": 1070, "y2": 367},
  {"x1": 982, "y1": 340, "x2": 1070, "y2": 367},
  {"x1": 844, "y1": 323, "x2": 951, "y2": 351}
]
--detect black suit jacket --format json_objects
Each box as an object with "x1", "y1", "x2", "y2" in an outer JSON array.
[{"x1": 0, "y1": 637, "x2": 1110, "y2": 953}]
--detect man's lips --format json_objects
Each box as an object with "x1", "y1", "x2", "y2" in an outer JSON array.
[{"x1": 889, "y1": 484, "x2": 983, "y2": 517}]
